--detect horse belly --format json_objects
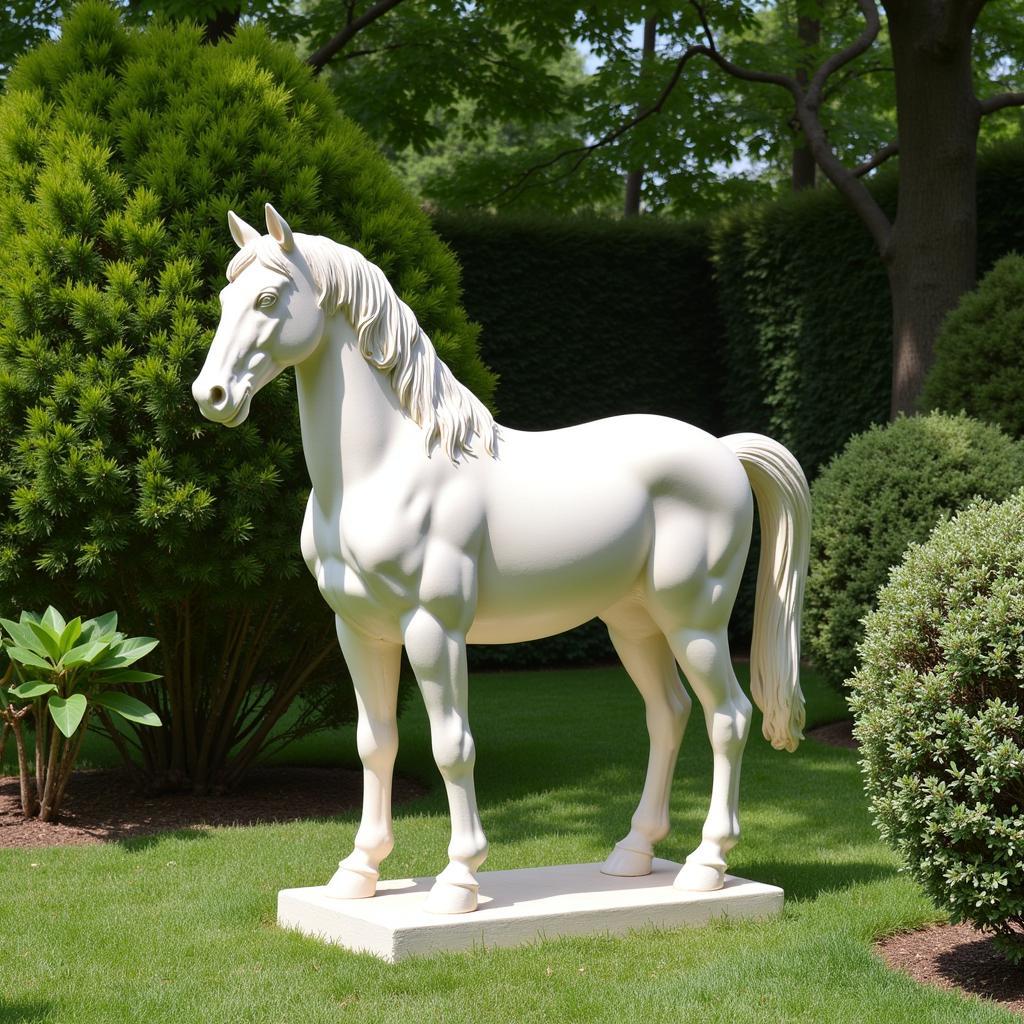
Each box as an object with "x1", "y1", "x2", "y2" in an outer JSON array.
[{"x1": 467, "y1": 477, "x2": 651, "y2": 644}]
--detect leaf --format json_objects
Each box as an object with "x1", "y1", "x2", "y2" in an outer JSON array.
[
  {"x1": 82, "y1": 611, "x2": 118, "y2": 642},
  {"x1": 58, "y1": 617, "x2": 82, "y2": 655},
  {"x1": 8, "y1": 680, "x2": 57, "y2": 699},
  {"x1": 4, "y1": 646, "x2": 54, "y2": 671},
  {"x1": 42, "y1": 606, "x2": 66, "y2": 635},
  {"x1": 18, "y1": 611, "x2": 41, "y2": 626},
  {"x1": 94, "y1": 637, "x2": 159, "y2": 669},
  {"x1": 62, "y1": 640, "x2": 109, "y2": 667},
  {"x1": 0, "y1": 617, "x2": 41, "y2": 651},
  {"x1": 96, "y1": 669, "x2": 163, "y2": 684},
  {"x1": 91, "y1": 692, "x2": 161, "y2": 727},
  {"x1": 48, "y1": 693, "x2": 88, "y2": 738},
  {"x1": 27, "y1": 620, "x2": 62, "y2": 662}
]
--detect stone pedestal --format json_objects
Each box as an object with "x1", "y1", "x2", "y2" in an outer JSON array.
[{"x1": 278, "y1": 858, "x2": 783, "y2": 962}]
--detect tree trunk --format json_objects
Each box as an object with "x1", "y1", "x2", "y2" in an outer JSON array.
[
  {"x1": 792, "y1": 7, "x2": 820, "y2": 191},
  {"x1": 624, "y1": 15, "x2": 658, "y2": 217},
  {"x1": 883, "y1": 1, "x2": 980, "y2": 416}
]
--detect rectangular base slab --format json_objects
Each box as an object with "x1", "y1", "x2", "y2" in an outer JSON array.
[{"x1": 277, "y1": 859, "x2": 783, "y2": 962}]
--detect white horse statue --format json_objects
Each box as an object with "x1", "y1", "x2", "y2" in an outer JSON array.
[{"x1": 193, "y1": 204, "x2": 811, "y2": 915}]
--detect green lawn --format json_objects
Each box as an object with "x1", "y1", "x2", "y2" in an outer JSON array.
[{"x1": 0, "y1": 665, "x2": 1013, "y2": 1024}]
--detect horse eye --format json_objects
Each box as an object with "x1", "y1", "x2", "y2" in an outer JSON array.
[{"x1": 257, "y1": 292, "x2": 278, "y2": 309}]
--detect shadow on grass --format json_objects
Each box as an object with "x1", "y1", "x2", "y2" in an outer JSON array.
[
  {"x1": 117, "y1": 827, "x2": 214, "y2": 853},
  {"x1": 0, "y1": 1001, "x2": 51, "y2": 1024},
  {"x1": 740, "y1": 857, "x2": 897, "y2": 900}
]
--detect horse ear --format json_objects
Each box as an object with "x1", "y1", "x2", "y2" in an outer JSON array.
[
  {"x1": 227, "y1": 210, "x2": 260, "y2": 249},
  {"x1": 264, "y1": 203, "x2": 294, "y2": 251}
]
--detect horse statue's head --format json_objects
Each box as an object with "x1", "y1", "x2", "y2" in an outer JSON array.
[
  {"x1": 193, "y1": 203, "x2": 497, "y2": 460},
  {"x1": 192, "y1": 203, "x2": 323, "y2": 427}
]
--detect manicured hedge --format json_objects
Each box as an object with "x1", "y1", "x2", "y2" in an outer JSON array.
[
  {"x1": 437, "y1": 139, "x2": 1024, "y2": 669},
  {"x1": 712, "y1": 180, "x2": 895, "y2": 477},
  {"x1": 435, "y1": 213, "x2": 725, "y2": 435}
]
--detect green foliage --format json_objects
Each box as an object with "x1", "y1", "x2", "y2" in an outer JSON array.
[
  {"x1": 920, "y1": 253, "x2": 1024, "y2": 436},
  {"x1": 0, "y1": 3, "x2": 494, "y2": 790},
  {"x1": 0, "y1": 606, "x2": 161, "y2": 819},
  {"x1": 851, "y1": 493, "x2": 1024, "y2": 963},
  {"x1": 804, "y1": 412, "x2": 1024, "y2": 691}
]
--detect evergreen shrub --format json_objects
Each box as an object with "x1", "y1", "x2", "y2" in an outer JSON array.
[
  {"x1": 0, "y1": 3, "x2": 494, "y2": 790},
  {"x1": 920, "y1": 253, "x2": 1024, "y2": 436},
  {"x1": 851, "y1": 493, "x2": 1024, "y2": 963},
  {"x1": 804, "y1": 413, "x2": 1024, "y2": 690}
]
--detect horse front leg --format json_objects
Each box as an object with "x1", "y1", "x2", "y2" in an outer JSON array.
[
  {"x1": 325, "y1": 616, "x2": 402, "y2": 899},
  {"x1": 403, "y1": 606, "x2": 487, "y2": 914}
]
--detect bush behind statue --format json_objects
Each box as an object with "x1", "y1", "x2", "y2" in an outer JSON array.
[
  {"x1": 920, "y1": 253, "x2": 1024, "y2": 436},
  {"x1": 850, "y1": 493, "x2": 1024, "y2": 963},
  {"x1": 804, "y1": 412, "x2": 1024, "y2": 690},
  {"x1": 0, "y1": 3, "x2": 494, "y2": 791}
]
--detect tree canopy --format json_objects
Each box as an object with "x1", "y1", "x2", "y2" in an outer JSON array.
[{"x1": 5, "y1": 2, "x2": 1020, "y2": 218}]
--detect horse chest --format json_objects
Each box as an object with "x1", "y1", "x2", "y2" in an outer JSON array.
[{"x1": 303, "y1": 489, "x2": 429, "y2": 632}]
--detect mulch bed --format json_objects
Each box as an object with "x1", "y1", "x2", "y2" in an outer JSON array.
[
  {"x1": 0, "y1": 766, "x2": 426, "y2": 848},
  {"x1": 806, "y1": 717, "x2": 857, "y2": 749},
  {"x1": 877, "y1": 922, "x2": 1024, "y2": 1017}
]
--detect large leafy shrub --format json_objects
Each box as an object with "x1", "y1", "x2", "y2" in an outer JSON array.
[
  {"x1": 850, "y1": 493, "x2": 1024, "y2": 963},
  {"x1": 804, "y1": 412, "x2": 1024, "y2": 689},
  {"x1": 920, "y1": 253, "x2": 1024, "y2": 436},
  {"x1": 0, "y1": 3, "x2": 494, "y2": 791}
]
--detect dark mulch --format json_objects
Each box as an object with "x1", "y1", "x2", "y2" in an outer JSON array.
[
  {"x1": 806, "y1": 718, "x2": 857, "y2": 749},
  {"x1": 0, "y1": 766, "x2": 427, "y2": 848},
  {"x1": 877, "y1": 922, "x2": 1024, "y2": 1017}
]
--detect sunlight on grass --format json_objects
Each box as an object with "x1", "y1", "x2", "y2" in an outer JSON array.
[{"x1": 0, "y1": 665, "x2": 1015, "y2": 1023}]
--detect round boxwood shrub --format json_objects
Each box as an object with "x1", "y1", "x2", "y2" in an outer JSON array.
[
  {"x1": 0, "y1": 3, "x2": 494, "y2": 791},
  {"x1": 920, "y1": 253, "x2": 1024, "y2": 436},
  {"x1": 850, "y1": 493, "x2": 1024, "y2": 962},
  {"x1": 804, "y1": 412, "x2": 1024, "y2": 689}
]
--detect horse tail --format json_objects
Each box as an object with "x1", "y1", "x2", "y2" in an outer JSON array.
[{"x1": 722, "y1": 432, "x2": 811, "y2": 753}]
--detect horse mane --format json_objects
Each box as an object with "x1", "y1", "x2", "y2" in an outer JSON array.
[{"x1": 227, "y1": 234, "x2": 498, "y2": 462}]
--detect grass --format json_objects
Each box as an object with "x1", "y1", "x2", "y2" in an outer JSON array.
[{"x1": 0, "y1": 664, "x2": 1015, "y2": 1024}]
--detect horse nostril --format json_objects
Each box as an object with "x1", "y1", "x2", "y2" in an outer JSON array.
[{"x1": 209, "y1": 385, "x2": 226, "y2": 405}]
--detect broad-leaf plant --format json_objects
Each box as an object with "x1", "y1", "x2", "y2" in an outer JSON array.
[{"x1": 0, "y1": 607, "x2": 161, "y2": 821}]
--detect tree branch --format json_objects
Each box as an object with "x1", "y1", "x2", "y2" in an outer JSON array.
[
  {"x1": 489, "y1": 0, "x2": 893, "y2": 255},
  {"x1": 306, "y1": 0, "x2": 407, "y2": 74},
  {"x1": 978, "y1": 91, "x2": 1024, "y2": 115},
  {"x1": 852, "y1": 138, "x2": 898, "y2": 176},
  {"x1": 822, "y1": 62, "x2": 894, "y2": 103},
  {"x1": 339, "y1": 40, "x2": 418, "y2": 62},
  {"x1": 806, "y1": 0, "x2": 882, "y2": 107}
]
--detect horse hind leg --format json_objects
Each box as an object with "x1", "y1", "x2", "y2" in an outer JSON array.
[
  {"x1": 600, "y1": 618, "x2": 692, "y2": 878},
  {"x1": 666, "y1": 626, "x2": 752, "y2": 892}
]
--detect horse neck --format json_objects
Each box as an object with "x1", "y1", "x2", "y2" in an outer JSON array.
[{"x1": 294, "y1": 314, "x2": 409, "y2": 508}]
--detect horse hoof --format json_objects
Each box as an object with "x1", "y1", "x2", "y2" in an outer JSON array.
[
  {"x1": 601, "y1": 843, "x2": 653, "y2": 877},
  {"x1": 424, "y1": 880, "x2": 478, "y2": 915},
  {"x1": 324, "y1": 865, "x2": 377, "y2": 900},
  {"x1": 673, "y1": 861, "x2": 725, "y2": 892}
]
